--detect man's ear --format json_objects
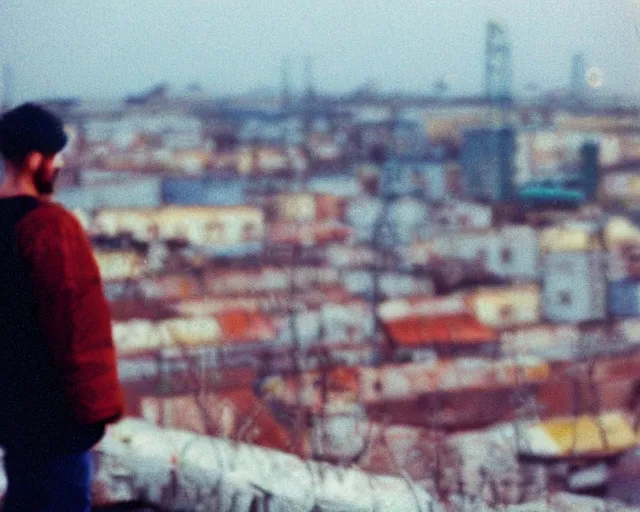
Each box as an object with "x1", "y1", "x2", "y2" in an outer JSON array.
[{"x1": 23, "y1": 151, "x2": 44, "y2": 173}]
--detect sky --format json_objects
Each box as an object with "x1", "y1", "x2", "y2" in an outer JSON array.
[{"x1": 1, "y1": 0, "x2": 640, "y2": 103}]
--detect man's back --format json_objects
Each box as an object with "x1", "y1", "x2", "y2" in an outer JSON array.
[{"x1": 0, "y1": 196, "x2": 123, "y2": 454}]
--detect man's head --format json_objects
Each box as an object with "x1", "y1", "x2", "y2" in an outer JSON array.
[{"x1": 0, "y1": 103, "x2": 68, "y2": 195}]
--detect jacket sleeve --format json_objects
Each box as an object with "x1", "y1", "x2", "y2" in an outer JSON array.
[{"x1": 16, "y1": 204, "x2": 125, "y2": 426}]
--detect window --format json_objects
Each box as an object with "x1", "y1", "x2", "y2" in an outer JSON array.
[
  {"x1": 501, "y1": 247, "x2": 513, "y2": 264},
  {"x1": 206, "y1": 221, "x2": 225, "y2": 243},
  {"x1": 242, "y1": 223, "x2": 258, "y2": 242},
  {"x1": 559, "y1": 291, "x2": 573, "y2": 306},
  {"x1": 499, "y1": 305, "x2": 513, "y2": 322}
]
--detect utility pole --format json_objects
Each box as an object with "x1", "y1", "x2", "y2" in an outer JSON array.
[
  {"x1": 303, "y1": 56, "x2": 316, "y2": 136},
  {"x1": 281, "y1": 57, "x2": 292, "y2": 112},
  {"x1": 305, "y1": 56, "x2": 315, "y2": 100}
]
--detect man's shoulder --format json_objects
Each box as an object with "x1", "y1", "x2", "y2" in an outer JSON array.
[
  {"x1": 19, "y1": 200, "x2": 83, "y2": 232},
  {"x1": 15, "y1": 200, "x2": 92, "y2": 261},
  {"x1": 13, "y1": 201, "x2": 90, "y2": 254}
]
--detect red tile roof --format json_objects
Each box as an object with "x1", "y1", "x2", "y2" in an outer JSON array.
[
  {"x1": 216, "y1": 310, "x2": 277, "y2": 343},
  {"x1": 383, "y1": 314, "x2": 496, "y2": 346}
]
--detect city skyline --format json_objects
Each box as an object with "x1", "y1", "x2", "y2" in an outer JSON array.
[{"x1": 1, "y1": 0, "x2": 640, "y2": 103}]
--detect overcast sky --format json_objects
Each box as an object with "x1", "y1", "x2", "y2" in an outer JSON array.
[{"x1": 1, "y1": 0, "x2": 640, "y2": 103}]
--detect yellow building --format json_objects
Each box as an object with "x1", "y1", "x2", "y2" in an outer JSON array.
[
  {"x1": 95, "y1": 251, "x2": 145, "y2": 281},
  {"x1": 267, "y1": 193, "x2": 317, "y2": 223},
  {"x1": 154, "y1": 205, "x2": 264, "y2": 245},
  {"x1": 92, "y1": 208, "x2": 154, "y2": 240},
  {"x1": 524, "y1": 412, "x2": 639, "y2": 457},
  {"x1": 539, "y1": 226, "x2": 601, "y2": 254},
  {"x1": 470, "y1": 284, "x2": 540, "y2": 329},
  {"x1": 92, "y1": 206, "x2": 264, "y2": 246},
  {"x1": 605, "y1": 216, "x2": 640, "y2": 248},
  {"x1": 601, "y1": 171, "x2": 640, "y2": 205}
]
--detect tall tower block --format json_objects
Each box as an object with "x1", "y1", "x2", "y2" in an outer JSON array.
[
  {"x1": 485, "y1": 21, "x2": 512, "y2": 103},
  {"x1": 570, "y1": 53, "x2": 587, "y2": 100}
]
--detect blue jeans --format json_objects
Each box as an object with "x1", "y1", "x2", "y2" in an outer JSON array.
[{"x1": 2, "y1": 450, "x2": 92, "y2": 511}]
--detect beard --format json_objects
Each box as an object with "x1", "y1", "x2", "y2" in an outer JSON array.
[{"x1": 33, "y1": 166, "x2": 59, "y2": 195}]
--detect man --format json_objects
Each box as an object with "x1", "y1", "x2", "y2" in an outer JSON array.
[{"x1": 0, "y1": 103, "x2": 124, "y2": 511}]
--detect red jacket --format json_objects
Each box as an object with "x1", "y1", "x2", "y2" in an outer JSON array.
[{"x1": 15, "y1": 200, "x2": 124, "y2": 426}]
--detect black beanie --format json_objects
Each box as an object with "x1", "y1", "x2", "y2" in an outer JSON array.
[{"x1": 0, "y1": 103, "x2": 68, "y2": 164}]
